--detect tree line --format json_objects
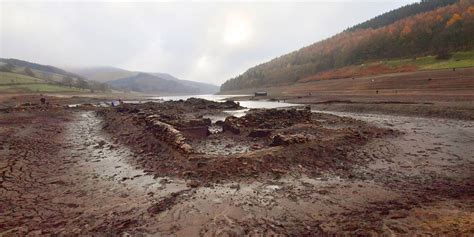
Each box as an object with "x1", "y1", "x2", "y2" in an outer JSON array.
[{"x1": 346, "y1": 0, "x2": 458, "y2": 32}]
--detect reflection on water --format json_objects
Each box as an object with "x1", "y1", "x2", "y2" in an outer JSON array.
[
  {"x1": 68, "y1": 94, "x2": 301, "y2": 115},
  {"x1": 154, "y1": 94, "x2": 304, "y2": 122},
  {"x1": 157, "y1": 94, "x2": 301, "y2": 109},
  {"x1": 152, "y1": 94, "x2": 244, "y2": 102},
  {"x1": 203, "y1": 109, "x2": 250, "y2": 123},
  {"x1": 224, "y1": 109, "x2": 249, "y2": 117},
  {"x1": 238, "y1": 100, "x2": 298, "y2": 109}
]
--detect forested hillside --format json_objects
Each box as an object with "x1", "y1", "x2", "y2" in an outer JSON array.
[
  {"x1": 221, "y1": 0, "x2": 473, "y2": 91},
  {"x1": 346, "y1": 0, "x2": 457, "y2": 32}
]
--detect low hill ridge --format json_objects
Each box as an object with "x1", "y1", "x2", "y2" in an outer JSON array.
[{"x1": 71, "y1": 67, "x2": 219, "y2": 94}]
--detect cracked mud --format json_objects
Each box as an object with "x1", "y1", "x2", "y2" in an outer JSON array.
[{"x1": 1, "y1": 99, "x2": 473, "y2": 235}]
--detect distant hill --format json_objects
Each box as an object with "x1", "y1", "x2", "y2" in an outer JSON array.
[
  {"x1": 69, "y1": 66, "x2": 137, "y2": 83},
  {"x1": 0, "y1": 58, "x2": 108, "y2": 93},
  {"x1": 150, "y1": 73, "x2": 220, "y2": 94},
  {"x1": 106, "y1": 72, "x2": 215, "y2": 94},
  {"x1": 150, "y1": 72, "x2": 180, "y2": 82},
  {"x1": 0, "y1": 58, "x2": 86, "y2": 80},
  {"x1": 221, "y1": 0, "x2": 474, "y2": 91},
  {"x1": 72, "y1": 67, "x2": 219, "y2": 94}
]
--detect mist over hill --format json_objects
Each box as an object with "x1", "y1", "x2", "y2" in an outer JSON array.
[
  {"x1": 70, "y1": 66, "x2": 136, "y2": 83},
  {"x1": 71, "y1": 67, "x2": 219, "y2": 94},
  {"x1": 0, "y1": 58, "x2": 109, "y2": 93},
  {"x1": 106, "y1": 73, "x2": 196, "y2": 94},
  {"x1": 0, "y1": 59, "x2": 219, "y2": 95},
  {"x1": 0, "y1": 58, "x2": 86, "y2": 80}
]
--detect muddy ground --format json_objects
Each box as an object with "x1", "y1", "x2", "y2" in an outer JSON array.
[
  {"x1": 224, "y1": 67, "x2": 474, "y2": 120},
  {"x1": 1, "y1": 97, "x2": 473, "y2": 235},
  {"x1": 96, "y1": 99, "x2": 398, "y2": 184}
]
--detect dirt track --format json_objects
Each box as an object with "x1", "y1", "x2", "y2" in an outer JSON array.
[{"x1": 1, "y1": 104, "x2": 473, "y2": 235}]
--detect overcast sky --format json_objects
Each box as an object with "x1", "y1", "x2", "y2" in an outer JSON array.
[{"x1": 1, "y1": 0, "x2": 417, "y2": 85}]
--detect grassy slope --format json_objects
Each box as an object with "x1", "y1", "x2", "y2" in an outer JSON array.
[
  {"x1": 10, "y1": 67, "x2": 67, "y2": 83},
  {"x1": 300, "y1": 51, "x2": 474, "y2": 83},
  {"x1": 0, "y1": 71, "x2": 83, "y2": 93},
  {"x1": 0, "y1": 72, "x2": 42, "y2": 84},
  {"x1": 0, "y1": 84, "x2": 83, "y2": 93},
  {"x1": 386, "y1": 51, "x2": 474, "y2": 69}
]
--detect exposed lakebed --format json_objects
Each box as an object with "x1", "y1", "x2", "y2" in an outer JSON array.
[
  {"x1": 2, "y1": 96, "x2": 472, "y2": 235},
  {"x1": 96, "y1": 97, "x2": 397, "y2": 182}
]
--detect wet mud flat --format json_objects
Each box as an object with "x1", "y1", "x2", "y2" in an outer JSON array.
[{"x1": 1, "y1": 97, "x2": 473, "y2": 235}]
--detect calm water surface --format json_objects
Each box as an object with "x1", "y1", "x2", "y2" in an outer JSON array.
[
  {"x1": 156, "y1": 94, "x2": 300, "y2": 109},
  {"x1": 155, "y1": 94, "x2": 302, "y2": 121}
]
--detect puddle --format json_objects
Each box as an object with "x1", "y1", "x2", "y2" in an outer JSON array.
[
  {"x1": 312, "y1": 109, "x2": 474, "y2": 173},
  {"x1": 152, "y1": 94, "x2": 250, "y2": 102},
  {"x1": 68, "y1": 111, "x2": 188, "y2": 193}
]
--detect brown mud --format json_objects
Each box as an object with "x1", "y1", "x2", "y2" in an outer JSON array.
[
  {"x1": 224, "y1": 67, "x2": 474, "y2": 120},
  {"x1": 96, "y1": 99, "x2": 397, "y2": 183},
  {"x1": 1, "y1": 97, "x2": 473, "y2": 235}
]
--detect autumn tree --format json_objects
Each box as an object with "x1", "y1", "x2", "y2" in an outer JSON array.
[
  {"x1": 221, "y1": 0, "x2": 474, "y2": 91},
  {"x1": 446, "y1": 13, "x2": 462, "y2": 27}
]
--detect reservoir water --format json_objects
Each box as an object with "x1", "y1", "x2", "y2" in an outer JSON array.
[
  {"x1": 155, "y1": 94, "x2": 302, "y2": 121},
  {"x1": 155, "y1": 94, "x2": 300, "y2": 109}
]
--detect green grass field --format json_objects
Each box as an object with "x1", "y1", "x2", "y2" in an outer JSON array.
[
  {"x1": 30, "y1": 68, "x2": 71, "y2": 82},
  {"x1": 383, "y1": 51, "x2": 474, "y2": 70},
  {"x1": 9, "y1": 67, "x2": 66, "y2": 83},
  {"x1": 0, "y1": 71, "x2": 43, "y2": 84},
  {"x1": 0, "y1": 83, "x2": 84, "y2": 93},
  {"x1": 0, "y1": 71, "x2": 85, "y2": 93}
]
